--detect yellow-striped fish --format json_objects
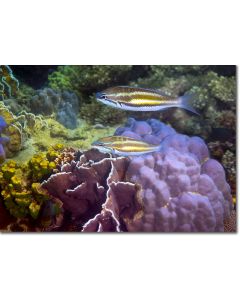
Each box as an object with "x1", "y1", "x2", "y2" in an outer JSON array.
[
  {"x1": 96, "y1": 86, "x2": 199, "y2": 115},
  {"x1": 92, "y1": 135, "x2": 161, "y2": 156}
]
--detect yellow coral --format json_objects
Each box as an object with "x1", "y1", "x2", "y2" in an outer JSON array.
[
  {"x1": 29, "y1": 202, "x2": 41, "y2": 219},
  {"x1": 0, "y1": 144, "x2": 65, "y2": 221}
]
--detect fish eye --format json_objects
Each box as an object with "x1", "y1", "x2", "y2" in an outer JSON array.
[{"x1": 99, "y1": 94, "x2": 107, "y2": 100}]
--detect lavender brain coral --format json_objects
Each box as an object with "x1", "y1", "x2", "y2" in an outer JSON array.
[{"x1": 116, "y1": 118, "x2": 233, "y2": 232}]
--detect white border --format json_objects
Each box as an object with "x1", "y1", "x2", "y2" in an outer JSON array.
[{"x1": 0, "y1": 1, "x2": 239, "y2": 300}]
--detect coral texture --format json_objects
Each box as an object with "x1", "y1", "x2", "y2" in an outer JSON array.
[
  {"x1": 0, "y1": 115, "x2": 9, "y2": 163},
  {"x1": 30, "y1": 88, "x2": 79, "y2": 129},
  {"x1": 0, "y1": 102, "x2": 23, "y2": 156},
  {"x1": 0, "y1": 65, "x2": 19, "y2": 100},
  {"x1": 0, "y1": 145, "x2": 64, "y2": 222},
  {"x1": 56, "y1": 102, "x2": 77, "y2": 129},
  {"x1": 42, "y1": 118, "x2": 233, "y2": 232},
  {"x1": 48, "y1": 65, "x2": 133, "y2": 98},
  {"x1": 80, "y1": 96, "x2": 127, "y2": 126},
  {"x1": 42, "y1": 149, "x2": 143, "y2": 231},
  {"x1": 116, "y1": 118, "x2": 233, "y2": 232},
  {"x1": 0, "y1": 102, "x2": 48, "y2": 158}
]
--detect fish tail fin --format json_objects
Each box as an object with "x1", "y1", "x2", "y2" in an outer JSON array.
[
  {"x1": 179, "y1": 94, "x2": 200, "y2": 115},
  {"x1": 156, "y1": 144, "x2": 163, "y2": 153}
]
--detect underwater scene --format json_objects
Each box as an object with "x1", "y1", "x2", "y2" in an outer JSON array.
[{"x1": 0, "y1": 65, "x2": 236, "y2": 232}]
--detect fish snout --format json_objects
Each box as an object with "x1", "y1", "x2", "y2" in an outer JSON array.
[
  {"x1": 96, "y1": 92, "x2": 102, "y2": 99},
  {"x1": 96, "y1": 92, "x2": 107, "y2": 102}
]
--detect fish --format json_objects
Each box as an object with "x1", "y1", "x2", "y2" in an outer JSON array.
[
  {"x1": 91, "y1": 135, "x2": 161, "y2": 156},
  {"x1": 96, "y1": 86, "x2": 199, "y2": 115}
]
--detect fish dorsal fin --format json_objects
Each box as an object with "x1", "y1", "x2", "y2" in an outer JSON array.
[
  {"x1": 113, "y1": 135, "x2": 140, "y2": 142},
  {"x1": 113, "y1": 135, "x2": 157, "y2": 147}
]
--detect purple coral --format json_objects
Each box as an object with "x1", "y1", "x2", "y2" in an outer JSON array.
[
  {"x1": 42, "y1": 149, "x2": 143, "y2": 231},
  {"x1": 117, "y1": 118, "x2": 233, "y2": 232},
  {"x1": 0, "y1": 116, "x2": 9, "y2": 163},
  {"x1": 42, "y1": 118, "x2": 233, "y2": 232}
]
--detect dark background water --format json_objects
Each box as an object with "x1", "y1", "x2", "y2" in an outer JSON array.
[{"x1": 10, "y1": 65, "x2": 236, "y2": 89}]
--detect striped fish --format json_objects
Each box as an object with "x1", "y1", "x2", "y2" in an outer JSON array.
[
  {"x1": 92, "y1": 135, "x2": 161, "y2": 156},
  {"x1": 96, "y1": 86, "x2": 199, "y2": 114}
]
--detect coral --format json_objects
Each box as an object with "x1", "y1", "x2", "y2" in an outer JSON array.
[
  {"x1": 0, "y1": 102, "x2": 23, "y2": 157},
  {"x1": 0, "y1": 145, "x2": 64, "y2": 222},
  {"x1": 48, "y1": 66, "x2": 137, "y2": 126},
  {"x1": 30, "y1": 88, "x2": 79, "y2": 129},
  {"x1": 0, "y1": 103, "x2": 47, "y2": 158},
  {"x1": 134, "y1": 67, "x2": 236, "y2": 140},
  {"x1": 0, "y1": 65, "x2": 19, "y2": 100},
  {"x1": 30, "y1": 88, "x2": 79, "y2": 116},
  {"x1": 56, "y1": 102, "x2": 78, "y2": 129},
  {"x1": 3, "y1": 83, "x2": 35, "y2": 115},
  {"x1": 224, "y1": 210, "x2": 236, "y2": 232},
  {"x1": 207, "y1": 73, "x2": 236, "y2": 103},
  {"x1": 207, "y1": 139, "x2": 236, "y2": 198},
  {"x1": 222, "y1": 150, "x2": 236, "y2": 196},
  {"x1": 47, "y1": 66, "x2": 236, "y2": 139},
  {"x1": 11, "y1": 115, "x2": 115, "y2": 164},
  {"x1": 53, "y1": 147, "x2": 76, "y2": 168},
  {"x1": 48, "y1": 65, "x2": 133, "y2": 98},
  {"x1": 41, "y1": 118, "x2": 233, "y2": 232},
  {"x1": 0, "y1": 116, "x2": 9, "y2": 163},
  {"x1": 216, "y1": 110, "x2": 236, "y2": 129},
  {"x1": 42, "y1": 148, "x2": 143, "y2": 231},
  {"x1": 116, "y1": 118, "x2": 233, "y2": 232},
  {"x1": 30, "y1": 88, "x2": 61, "y2": 115}
]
